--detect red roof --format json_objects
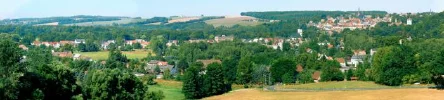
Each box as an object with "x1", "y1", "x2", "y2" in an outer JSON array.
[{"x1": 336, "y1": 58, "x2": 345, "y2": 64}]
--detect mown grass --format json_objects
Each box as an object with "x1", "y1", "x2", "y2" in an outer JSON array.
[
  {"x1": 149, "y1": 79, "x2": 184, "y2": 100},
  {"x1": 77, "y1": 49, "x2": 153, "y2": 60}
]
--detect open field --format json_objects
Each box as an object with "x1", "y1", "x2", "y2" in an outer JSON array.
[
  {"x1": 149, "y1": 79, "x2": 184, "y2": 100},
  {"x1": 204, "y1": 88, "x2": 444, "y2": 100},
  {"x1": 275, "y1": 81, "x2": 433, "y2": 91},
  {"x1": 205, "y1": 16, "x2": 263, "y2": 27},
  {"x1": 64, "y1": 18, "x2": 145, "y2": 26},
  {"x1": 168, "y1": 16, "x2": 201, "y2": 23},
  {"x1": 77, "y1": 49, "x2": 153, "y2": 60}
]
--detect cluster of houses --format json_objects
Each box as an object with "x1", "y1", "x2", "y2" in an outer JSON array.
[
  {"x1": 308, "y1": 14, "x2": 393, "y2": 34},
  {"x1": 31, "y1": 39, "x2": 151, "y2": 50},
  {"x1": 101, "y1": 39, "x2": 150, "y2": 50},
  {"x1": 31, "y1": 39, "x2": 86, "y2": 48},
  {"x1": 308, "y1": 12, "x2": 413, "y2": 34}
]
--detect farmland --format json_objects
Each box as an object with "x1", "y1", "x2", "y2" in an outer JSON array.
[
  {"x1": 204, "y1": 88, "x2": 444, "y2": 100},
  {"x1": 205, "y1": 16, "x2": 264, "y2": 27},
  {"x1": 77, "y1": 49, "x2": 153, "y2": 60},
  {"x1": 64, "y1": 18, "x2": 145, "y2": 26}
]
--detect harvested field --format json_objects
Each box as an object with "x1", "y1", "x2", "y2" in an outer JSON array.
[
  {"x1": 204, "y1": 88, "x2": 444, "y2": 100},
  {"x1": 205, "y1": 16, "x2": 263, "y2": 27}
]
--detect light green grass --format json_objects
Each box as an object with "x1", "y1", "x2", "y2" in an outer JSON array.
[
  {"x1": 77, "y1": 49, "x2": 152, "y2": 60},
  {"x1": 150, "y1": 79, "x2": 185, "y2": 100}
]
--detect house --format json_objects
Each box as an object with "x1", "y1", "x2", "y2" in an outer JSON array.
[
  {"x1": 145, "y1": 60, "x2": 175, "y2": 74},
  {"x1": 353, "y1": 50, "x2": 366, "y2": 56},
  {"x1": 336, "y1": 58, "x2": 346, "y2": 67},
  {"x1": 73, "y1": 54, "x2": 92, "y2": 61},
  {"x1": 296, "y1": 64, "x2": 303, "y2": 73},
  {"x1": 312, "y1": 71, "x2": 321, "y2": 83},
  {"x1": 101, "y1": 40, "x2": 115, "y2": 50},
  {"x1": 74, "y1": 39, "x2": 86, "y2": 44},
  {"x1": 60, "y1": 41, "x2": 75, "y2": 46},
  {"x1": 52, "y1": 52, "x2": 73, "y2": 58},
  {"x1": 196, "y1": 59, "x2": 222, "y2": 68},
  {"x1": 166, "y1": 40, "x2": 178, "y2": 47},
  {"x1": 407, "y1": 18, "x2": 412, "y2": 25},
  {"x1": 350, "y1": 55, "x2": 365, "y2": 67},
  {"x1": 31, "y1": 41, "x2": 41, "y2": 46},
  {"x1": 214, "y1": 35, "x2": 234, "y2": 43},
  {"x1": 19, "y1": 45, "x2": 28, "y2": 50}
]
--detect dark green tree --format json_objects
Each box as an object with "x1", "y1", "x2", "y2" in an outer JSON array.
[
  {"x1": 236, "y1": 56, "x2": 253, "y2": 84},
  {"x1": 270, "y1": 58, "x2": 297, "y2": 83},
  {"x1": 321, "y1": 60, "x2": 344, "y2": 81},
  {"x1": 203, "y1": 63, "x2": 227, "y2": 96}
]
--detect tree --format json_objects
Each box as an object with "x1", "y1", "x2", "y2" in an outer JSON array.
[
  {"x1": 17, "y1": 62, "x2": 82, "y2": 100},
  {"x1": 106, "y1": 49, "x2": 128, "y2": 69},
  {"x1": 346, "y1": 69, "x2": 354, "y2": 81},
  {"x1": 133, "y1": 42, "x2": 142, "y2": 49},
  {"x1": 321, "y1": 60, "x2": 344, "y2": 81},
  {"x1": 203, "y1": 63, "x2": 227, "y2": 96},
  {"x1": 82, "y1": 69, "x2": 151, "y2": 99},
  {"x1": 150, "y1": 36, "x2": 167, "y2": 56},
  {"x1": 163, "y1": 69, "x2": 173, "y2": 80},
  {"x1": 177, "y1": 59, "x2": 189, "y2": 74},
  {"x1": 298, "y1": 70, "x2": 314, "y2": 84},
  {"x1": 154, "y1": 66, "x2": 161, "y2": 74},
  {"x1": 371, "y1": 46, "x2": 415, "y2": 86},
  {"x1": 182, "y1": 65, "x2": 203, "y2": 99},
  {"x1": 222, "y1": 58, "x2": 238, "y2": 91},
  {"x1": 270, "y1": 58, "x2": 297, "y2": 83},
  {"x1": 236, "y1": 56, "x2": 253, "y2": 84},
  {"x1": 0, "y1": 39, "x2": 23, "y2": 99}
]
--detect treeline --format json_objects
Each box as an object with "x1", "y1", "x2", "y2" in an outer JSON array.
[{"x1": 0, "y1": 38, "x2": 164, "y2": 99}]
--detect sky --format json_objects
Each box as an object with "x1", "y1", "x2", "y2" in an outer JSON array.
[{"x1": 0, "y1": 0, "x2": 443, "y2": 19}]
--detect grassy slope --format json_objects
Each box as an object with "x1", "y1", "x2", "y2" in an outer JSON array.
[
  {"x1": 77, "y1": 49, "x2": 153, "y2": 60},
  {"x1": 149, "y1": 79, "x2": 185, "y2": 100}
]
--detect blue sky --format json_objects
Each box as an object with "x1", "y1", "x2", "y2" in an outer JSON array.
[{"x1": 0, "y1": 0, "x2": 443, "y2": 19}]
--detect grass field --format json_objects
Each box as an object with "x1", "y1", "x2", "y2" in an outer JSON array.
[
  {"x1": 149, "y1": 79, "x2": 185, "y2": 100},
  {"x1": 77, "y1": 49, "x2": 153, "y2": 60},
  {"x1": 204, "y1": 88, "x2": 444, "y2": 100},
  {"x1": 205, "y1": 16, "x2": 263, "y2": 27}
]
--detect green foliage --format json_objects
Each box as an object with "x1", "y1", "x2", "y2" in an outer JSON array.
[
  {"x1": 321, "y1": 60, "x2": 344, "y2": 82},
  {"x1": 270, "y1": 58, "x2": 297, "y2": 83},
  {"x1": 106, "y1": 49, "x2": 128, "y2": 69},
  {"x1": 298, "y1": 70, "x2": 314, "y2": 84},
  {"x1": 203, "y1": 63, "x2": 228, "y2": 96},
  {"x1": 82, "y1": 69, "x2": 149, "y2": 99},
  {"x1": 371, "y1": 46, "x2": 415, "y2": 86},
  {"x1": 236, "y1": 55, "x2": 253, "y2": 84},
  {"x1": 346, "y1": 69, "x2": 354, "y2": 81},
  {"x1": 182, "y1": 65, "x2": 202, "y2": 99}
]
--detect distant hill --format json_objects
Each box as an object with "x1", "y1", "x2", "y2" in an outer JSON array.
[{"x1": 0, "y1": 15, "x2": 127, "y2": 25}]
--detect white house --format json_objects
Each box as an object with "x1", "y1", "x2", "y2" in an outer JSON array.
[
  {"x1": 407, "y1": 18, "x2": 412, "y2": 25},
  {"x1": 74, "y1": 39, "x2": 86, "y2": 44}
]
